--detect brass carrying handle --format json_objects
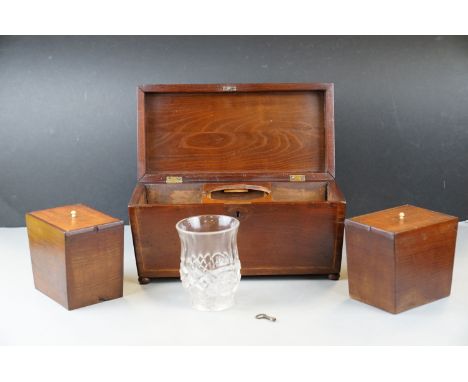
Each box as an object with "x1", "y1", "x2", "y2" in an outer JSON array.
[{"x1": 208, "y1": 184, "x2": 271, "y2": 195}]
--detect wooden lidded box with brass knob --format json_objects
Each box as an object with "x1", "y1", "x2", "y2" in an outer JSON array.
[
  {"x1": 26, "y1": 204, "x2": 124, "y2": 310},
  {"x1": 345, "y1": 205, "x2": 458, "y2": 314}
]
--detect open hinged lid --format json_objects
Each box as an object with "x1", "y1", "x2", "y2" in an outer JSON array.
[{"x1": 137, "y1": 83, "x2": 335, "y2": 183}]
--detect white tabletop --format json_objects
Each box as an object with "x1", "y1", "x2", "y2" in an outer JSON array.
[{"x1": 1, "y1": 223, "x2": 467, "y2": 345}]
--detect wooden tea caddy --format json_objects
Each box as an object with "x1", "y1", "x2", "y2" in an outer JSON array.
[
  {"x1": 346, "y1": 205, "x2": 458, "y2": 313},
  {"x1": 128, "y1": 83, "x2": 346, "y2": 284},
  {"x1": 26, "y1": 204, "x2": 124, "y2": 310}
]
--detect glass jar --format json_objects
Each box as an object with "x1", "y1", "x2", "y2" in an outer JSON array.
[{"x1": 176, "y1": 215, "x2": 241, "y2": 311}]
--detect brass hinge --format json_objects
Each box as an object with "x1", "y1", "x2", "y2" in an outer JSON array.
[
  {"x1": 222, "y1": 85, "x2": 237, "y2": 92},
  {"x1": 166, "y1": 176, "x2": 183, "y2": 184},
  {"x1": 289, "y1": 174, "x2": 306, "y2": 182}
]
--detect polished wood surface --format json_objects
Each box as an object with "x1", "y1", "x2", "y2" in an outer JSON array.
[
  {"x1": 130, "y1": 83, "x2": 345, "y2": 280},
  {"x1": 129, "y1": 180, "x2": 345, "y2": 278},
  {"x1": 66, "y1": 225, "x2": 124, "y2": 310},
  {"x1": 349, "y1": 204, "x2": 456, "y2": 235},
  {"x1": 394, "y1": 222, "x2": 457, "y2": 312},
  {"x1": 346, "y1": 205, "x2": 458, "y2": 314},
  {"x1": 137, "y1": 83, "x2": 335, "y2": 183},
  {"x1": 145, "y1": 92, "x2": 324, "y2": 174},
  {"x1": 26, "y1": 205, "x2": 124, "y2": 310},
  {"x1": 26, "y1": 214, "x2": 68, "y2": 307},
  {"x1": 29, "y1": 204, "x2": 120, "y2": 232}
]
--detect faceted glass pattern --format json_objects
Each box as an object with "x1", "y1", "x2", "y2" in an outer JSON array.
[{"x1": 176, "y1": 215, "x2": 241, "y2": 311}]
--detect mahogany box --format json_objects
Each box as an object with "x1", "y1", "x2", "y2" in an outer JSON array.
[
  {"x1": 345, "y1": 205, "x2": 458, "y2": 314},
  {"x1": 26, "y1": 204, "x2": 124, "y2": 310},
  {"x1": 128, "y1": 83, "x2": 346, "y2": 284}
]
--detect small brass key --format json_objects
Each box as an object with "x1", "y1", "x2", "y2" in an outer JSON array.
[{"x1": 255, "y1": 313, "x2": 277, "y2": 322}]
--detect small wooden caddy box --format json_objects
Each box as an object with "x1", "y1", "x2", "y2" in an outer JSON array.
[
  {"x1": 26, "y1": 204, "x2": 124, "y2": 310},
  {"x1": 129, "y1": 83, "x2": 346, "y2": 283},
  {"x1": 345, "y1": 205, "x2": 458, "y2": 314}
]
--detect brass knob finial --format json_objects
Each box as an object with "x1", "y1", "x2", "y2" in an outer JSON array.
[{"x1": 70, "y1": 210, "x2": 77, "y2": 218}]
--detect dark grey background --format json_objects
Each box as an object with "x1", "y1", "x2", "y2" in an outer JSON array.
[{"x1": 1, "y1": 36, "x2": 467, "y2": 226}]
